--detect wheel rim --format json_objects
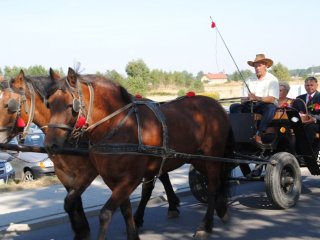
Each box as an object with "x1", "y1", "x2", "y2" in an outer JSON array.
[
  {"x1": 24, "y1": 172, "x2": 34, "y2": 182},
  {"x1": 280, "y1": 164, "x2": 295, "y2": 194}
]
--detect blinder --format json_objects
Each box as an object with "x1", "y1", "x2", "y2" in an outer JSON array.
[
  {"x1": 7, "y1": 99, "x2": 20, "y2": 113},
  {"x1": 73, "y1": 99, "x2": 81, "y2": 113}
]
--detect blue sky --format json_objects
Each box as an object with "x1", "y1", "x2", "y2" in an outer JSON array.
[{"x1": 1, "y1": 0, "x2": 319, "y2": 75}]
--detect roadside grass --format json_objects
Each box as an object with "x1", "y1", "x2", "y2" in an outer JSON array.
[{"x1": 0, "y1": 176, "x2": 61, "y2": 193}]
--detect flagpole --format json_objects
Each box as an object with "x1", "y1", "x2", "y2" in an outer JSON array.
[{"x1": 210, "y1": 17, "x2": 251, "y2": 94}]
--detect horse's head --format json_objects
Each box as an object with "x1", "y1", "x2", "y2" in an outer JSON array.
[
  {"x1": 0, "y1": 69, "x2": 61, "y2": 143},
  {"x1": 45, "y1": 67, "x2": 83, "y2": 152},
  {"x1": 0, "y1": 73, "x2": 25, "y2": 142}
]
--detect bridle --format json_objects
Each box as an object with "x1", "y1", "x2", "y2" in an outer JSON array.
[
  {"x1": 47, "y1": 77, "x2": 95, "y2": 145},
  {"x1": 47, "y1": 77, "x2": 136, "y2": 144},
  {"x1": 0, "y1": 80, "x2": 25, "y2": 141}
]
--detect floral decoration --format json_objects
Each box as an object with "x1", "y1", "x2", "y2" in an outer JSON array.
[
  {"x1": 308, "y1": 103, "x2": 320, "y2": 112},
  {"x1": 279, "y1": 102, "x2": 289, "y2": 108}
]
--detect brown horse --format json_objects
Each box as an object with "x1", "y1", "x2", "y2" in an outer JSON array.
[
  {"x1": 0, "y1": 70, "x2": 180, "y2": 238},
  {"x1": 45, "y1": 68, "x2": 233, "y2": 240},
  {"x1": 0, "y1": 71, "x2": 97, "y2": 239}
]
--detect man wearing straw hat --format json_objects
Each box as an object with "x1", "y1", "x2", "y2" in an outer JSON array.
[{"x1": 230, "y1": 54, "x2": 279, "y2": 144}]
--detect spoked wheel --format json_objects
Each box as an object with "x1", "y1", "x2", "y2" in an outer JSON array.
[
  {"x1": 188, "y1": 165, "x2": 208, "y2": 203},
  {"x1": 265, "y1": 152, "x2": 301, "y2": 209}
]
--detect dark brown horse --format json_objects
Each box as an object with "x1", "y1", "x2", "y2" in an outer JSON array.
[
  {"x1": 45, "y1": 68, "x2": 233, "y2": 240},
  {"x1": 0, "y1": 70, "x2": 180, "y2": 239}
]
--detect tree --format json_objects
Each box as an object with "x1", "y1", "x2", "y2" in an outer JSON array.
[
  {"x1": 125, "y1": 59, "x2": 150, "y2": 80},
  {"x1": 196, "y1": 71, "x2": 204, "y2": 81},
  {"x1": 149, "y1": 69, "x2": 164, "y2": 89},
  {"x1": 27, "y1": 65, "x2": 48, "y2": 76},
  {"x1": 105, "y1": 70, "x2": 125, "y2": 86},
  {"x1": 228, "y1": 69, "x2": 253, "y2": 81},
  {"x1": 270, "y1": 63, "x2": 291, "y2": 81},
  {"x1": 126, "y1": 76, "x2": 147, "y2": 96}
]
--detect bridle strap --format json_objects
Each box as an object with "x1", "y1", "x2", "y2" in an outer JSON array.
[
  {"x1": 20, "y1": 81, "x2": 36, "y2": 138},
  {"x1": 47, "y1": 123, "x2": 74, "y2": 131}
]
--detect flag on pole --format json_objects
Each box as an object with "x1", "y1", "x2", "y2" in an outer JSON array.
[{"x1": 211, "y1": 21, "x2": 216, "y2": 28}]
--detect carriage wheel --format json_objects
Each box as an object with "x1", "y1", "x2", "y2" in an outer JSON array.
[
  {"x1": 265, "y1": 152, "x2": 301, "y2": 209},
  {"x1": 188, "y1": 165, "x2": 208, "y2": 203}
]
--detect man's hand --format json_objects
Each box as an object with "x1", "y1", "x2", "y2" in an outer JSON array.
[
  {"x1": 301, "y1": 114, "x2": 316, "y2": 124},
  {"x1": 248, "y1": 93, "x2": 258, "y2": 101},
  {"x1": 240, "y1": 97, "x2": 250, "y2": 103}
]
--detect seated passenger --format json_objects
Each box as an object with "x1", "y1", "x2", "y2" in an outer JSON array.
[
  {"x1": 230, "y1": 54, "x2": 279, "y2": 145},
  {"x1": 292, "y1": 76, "x2": 320, "y2": 151},
  {"x1": 278, "y1": 81, "x2": 294, "y2": 108}
]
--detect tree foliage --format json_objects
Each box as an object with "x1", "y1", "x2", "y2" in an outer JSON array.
[
  {"x1": 270, "y1": 63, "x2": 291, "y2": 81},
  {"x1": 2, "y1": 65, "x2": 65, "y2": 79},
  {"x1": 228, "y1": 69, "x2": 253, "y2": 81},
  {"x1": 105, "y1": 70, "x2": 125, "y2": 86}
]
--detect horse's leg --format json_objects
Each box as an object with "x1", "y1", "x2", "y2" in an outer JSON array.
[
  {"x1": 120, "y1": 198, "x2": 140, "y2": 240},
  {"x1": 158, "y1": 173, "x2": 180, "y2": 218},
  {"x1": 64, "y1": 189, "x2": 91, "y2": 240},
  {"x1": 134, "y1": 173, "x2": 180, "y2": 228},
  {"x1": 215, "y1": 167, "x2": 230, "y2": 224},
  {"x1": 134, "y1": 177, "x2": 155, "y2": 228},
  {"x1": 98, "y1": 196, "x2": 140, "y2": 240},
  {"x1": 193, "y1": 165, "x2": 223, "y2": 240}
]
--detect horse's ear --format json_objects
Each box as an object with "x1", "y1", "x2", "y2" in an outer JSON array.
[
  {"x1": 49, "y1": 68, "x2": 60, "y2": 80},
  {"x1": 67, "y1": 67, "x2": 77, "y2": 87},
  {"x1": 13, "y1": 70, "x2": 26, "y2": 90}
]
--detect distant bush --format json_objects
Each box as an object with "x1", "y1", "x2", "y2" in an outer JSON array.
[
  {"x1": 198, "y1": 92, "x2": 220, "y2": 99},
  {"x1": 148, "y1": 92, "x2": 177, "y2": 96},
  {"x1": 177, "y1": 89, "x2": 186, "y2": 97}
]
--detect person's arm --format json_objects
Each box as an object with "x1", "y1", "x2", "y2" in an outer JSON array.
[{"x1": 248, "y1": 93, "x2": 276, "y2": 103}]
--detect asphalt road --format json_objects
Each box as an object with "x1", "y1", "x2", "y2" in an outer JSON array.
[{"x1": 3, "y1": 170, "x2": 320, "y2": 240}]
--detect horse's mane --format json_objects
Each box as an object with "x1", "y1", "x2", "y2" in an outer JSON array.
[
  {"x1": 0, "y1": 78, "x2": 10, "y2": 90},
  {"x1": 56, "y1": 73, "x2": 133, "y2": 104},
  {"x1": 25, "y1": 76, "x2": 57, "y2": 100}
]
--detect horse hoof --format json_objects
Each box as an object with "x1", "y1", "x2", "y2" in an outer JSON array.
[
  {"x1": 167, "y1": 210, "x2": 180, "y2": 218},
  {"x1": 221, "y1": 211, "x2": 229, "y2": 224},
  {"x1": 193, "y1": 230, "x2": 210, "y2": 240}
]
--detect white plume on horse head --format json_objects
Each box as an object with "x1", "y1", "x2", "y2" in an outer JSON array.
[{"x1": 73, "y1": 60, "x2": 85, "y2": 75}]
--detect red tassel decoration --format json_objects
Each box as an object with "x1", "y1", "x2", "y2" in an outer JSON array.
[
  {"x1": 186, "y1": 91, "x2": 196, "y2": 98},
  {"x1": 16, "y1": 117, "x2": 26, "y2": 128},
  {"x1": 135, "y1": 94, "x2": 142, "y2": 99},
  {"x1": 75, "y1": 116, "x2": 86, "y2": 128}
]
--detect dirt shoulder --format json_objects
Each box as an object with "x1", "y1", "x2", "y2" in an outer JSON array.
[{"x1": 0, "y1": 176, "x2": 61, "y2": 193}]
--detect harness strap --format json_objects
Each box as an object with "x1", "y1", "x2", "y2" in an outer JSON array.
[{"x1": 85, "y1": 102, "x2": 134, "y2": 132}]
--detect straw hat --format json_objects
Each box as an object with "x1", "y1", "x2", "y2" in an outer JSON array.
[{"x1": 247, "y1": 54, "x2": 273, "y2": 68}]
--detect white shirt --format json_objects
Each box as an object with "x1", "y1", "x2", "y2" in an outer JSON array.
[{"x1": 243, "y1": 72, "x2": 279, "y2": 105}]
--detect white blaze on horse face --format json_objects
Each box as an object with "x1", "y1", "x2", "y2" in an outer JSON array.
[{"x1": 0, "y1": 91, "x2": 3, "y2": 99}]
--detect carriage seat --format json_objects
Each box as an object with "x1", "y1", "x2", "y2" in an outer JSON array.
[
  {"x1": 254, "y1": 112, "x2": 320, "y2": 139},
  {"x1": 253, "y1": 111, "x2": 288, "y2": 121}
]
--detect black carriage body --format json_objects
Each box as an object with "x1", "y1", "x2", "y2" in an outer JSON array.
[
  {"x1": 229, "y1": 110, "x2": 320, "y2": 175},
  {"x1": 189, "y1": 108, "x2": 319, "y2": 209}
]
